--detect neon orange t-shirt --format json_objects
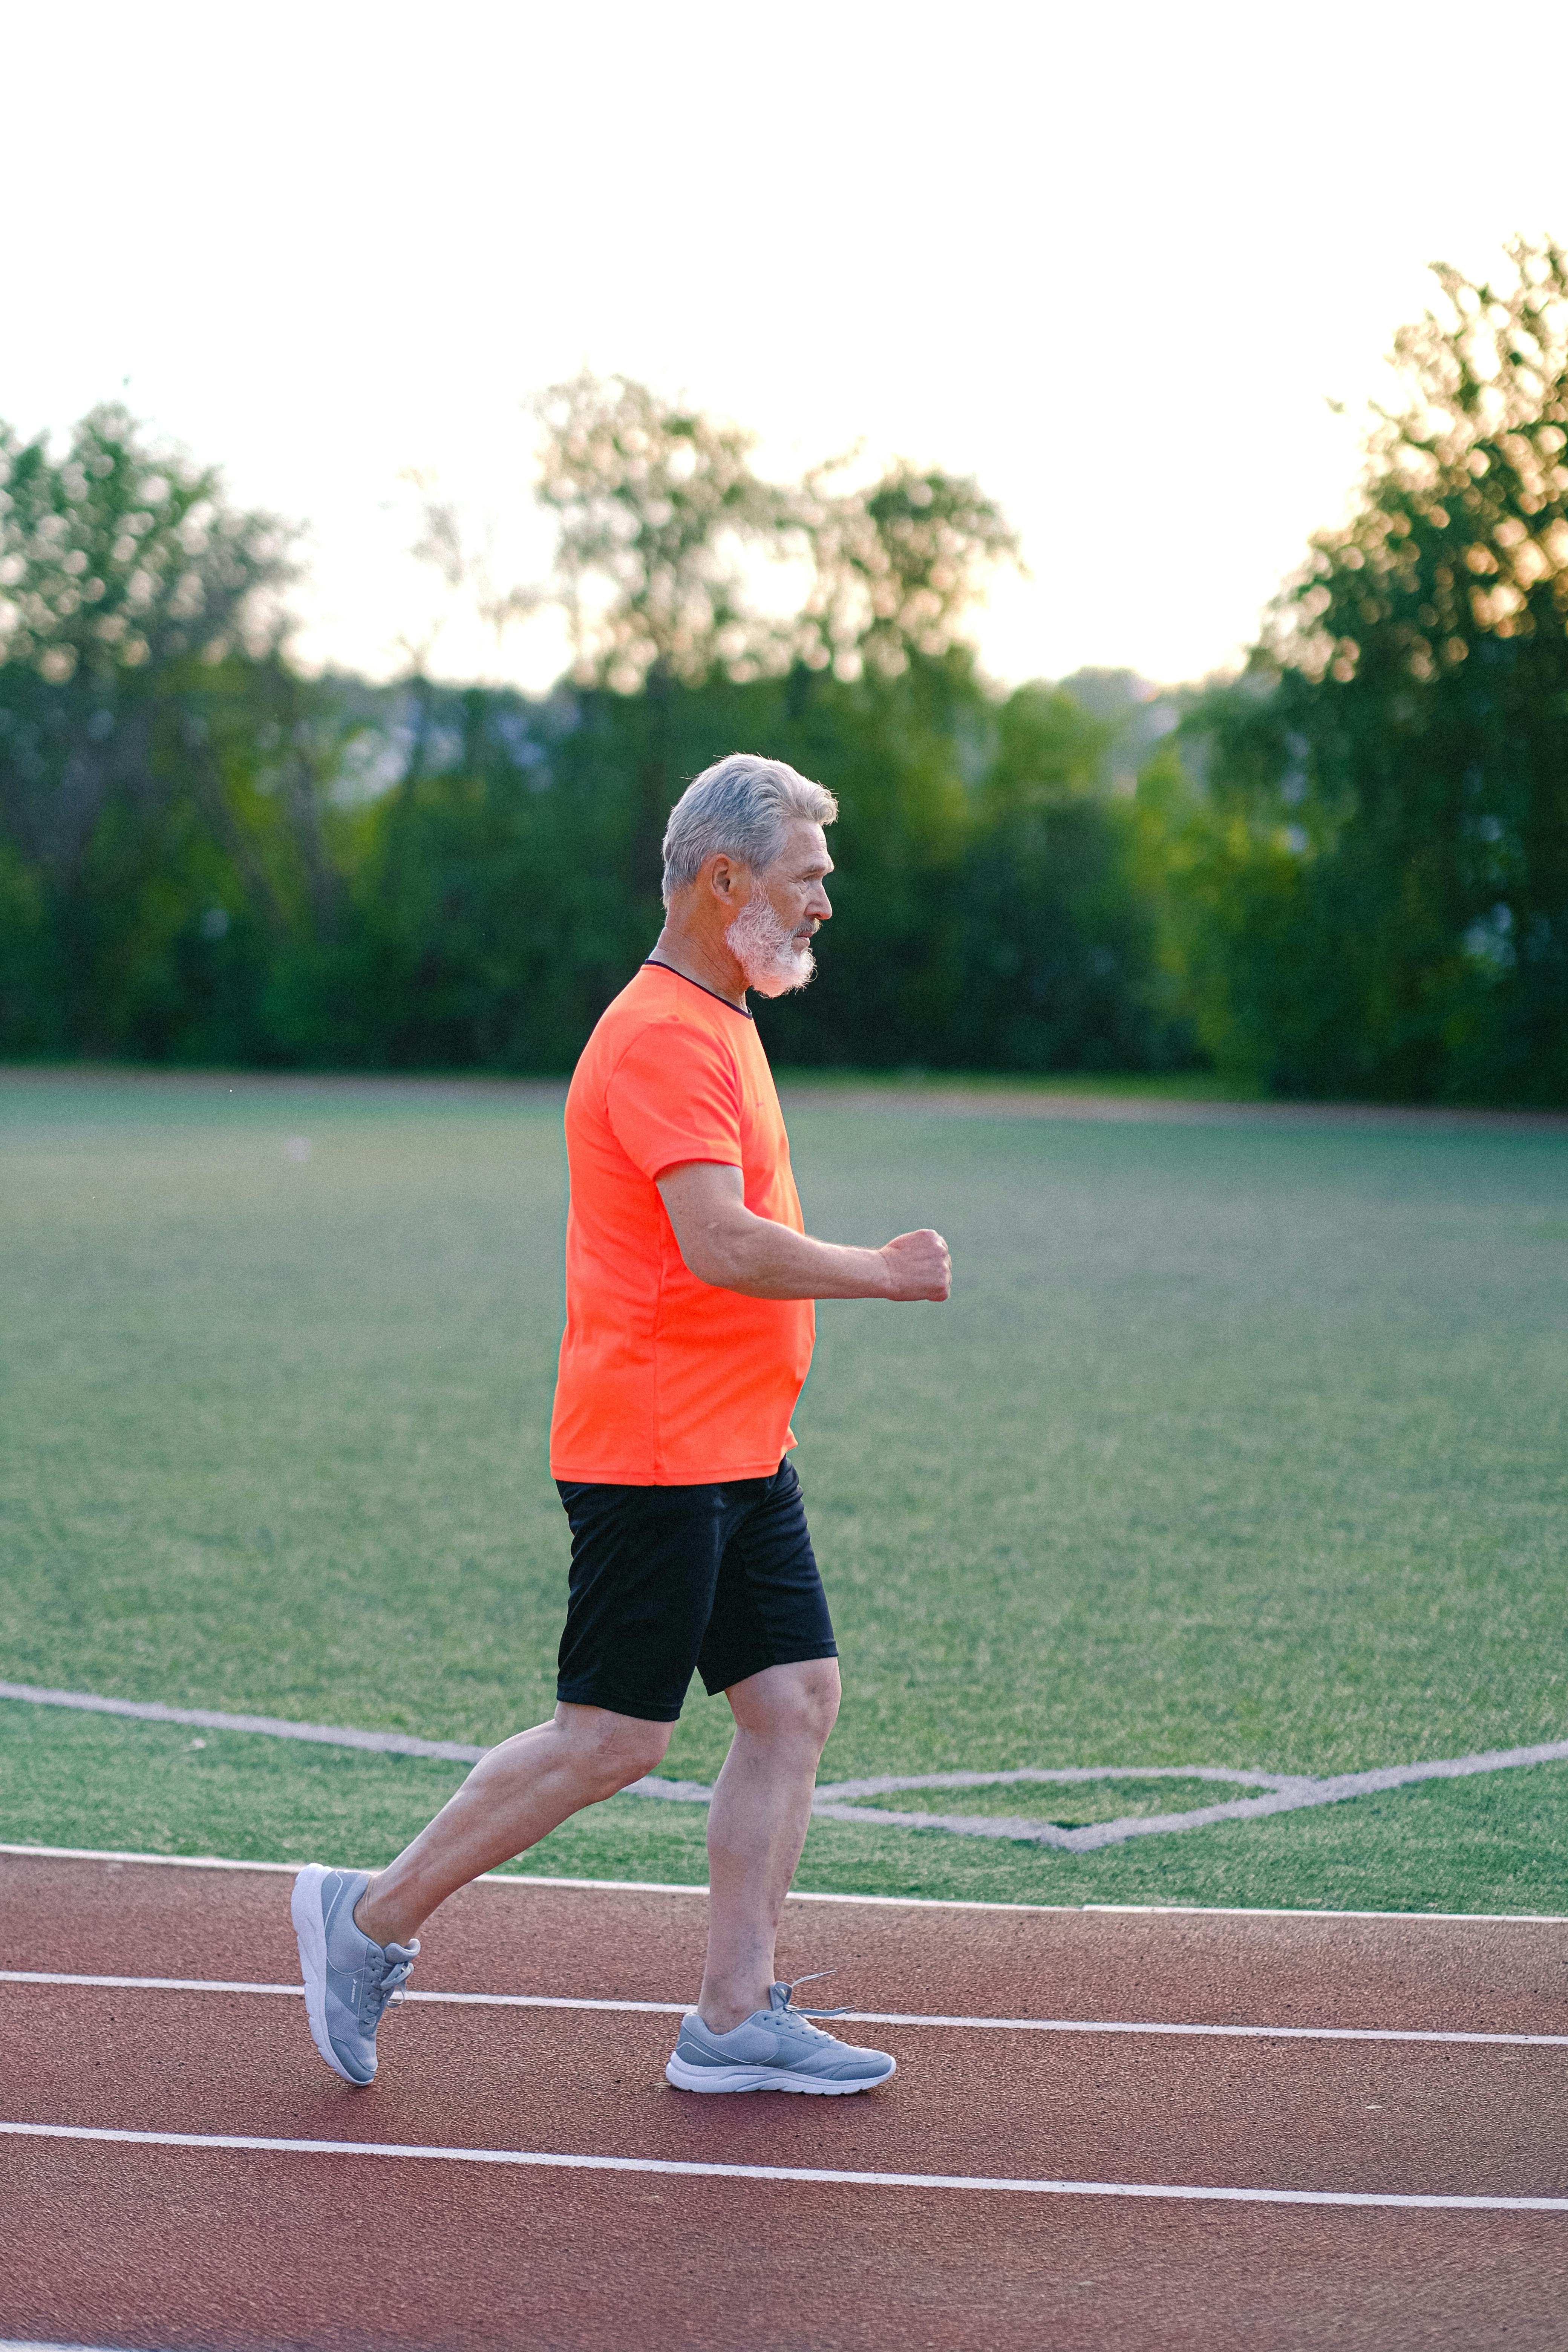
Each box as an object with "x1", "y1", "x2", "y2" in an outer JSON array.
[{"x1": 548, "y1": 962, "x2": 815, "y2": 1485}]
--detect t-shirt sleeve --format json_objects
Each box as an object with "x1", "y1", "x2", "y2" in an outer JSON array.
[{"x1": 604, "y1": 1018, "x2": 743, "y2": 1180}]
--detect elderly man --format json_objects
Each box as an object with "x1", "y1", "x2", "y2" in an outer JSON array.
[{"x1": 292, "y1": 752, "x2": 951, "y2": 2096}]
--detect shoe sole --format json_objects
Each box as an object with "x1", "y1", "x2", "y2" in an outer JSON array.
[
  {"x1": 664, "y1": 2054, "x2": 895, "y2": 2095},
  {"x1": 291, "y1": 1864, "x2": 369, "y2": 2088}
]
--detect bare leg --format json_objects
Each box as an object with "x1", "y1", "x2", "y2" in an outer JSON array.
[
  {"x1": 697, "y1": 1658, "x2": 841, "y2": 2031},
  {"x1": 354, "y1": 1703, "x2": 671, "y2": 1948}
]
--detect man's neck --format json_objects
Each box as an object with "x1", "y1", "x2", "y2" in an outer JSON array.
[{"x1": 647, "y1": 922, "x2": 748, "y2": 1009}]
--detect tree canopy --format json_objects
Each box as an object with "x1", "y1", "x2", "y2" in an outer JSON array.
[
  {"x1": 0, "y1": 404, "x2": 294, "y2": 882},
  {"x1": 4, "y1": 247, "x2": 1566, "y2": 1106},
  {"x1": 1139, "y1": 239, "x2": 1568, "y2": 1103},
  {"x1": 518, "y1": 371, "x2": 1020, "y2": 691}
]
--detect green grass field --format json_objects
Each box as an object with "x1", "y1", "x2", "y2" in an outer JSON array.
[{"x1": 3, "y1": 1068, "x2": 1565, "y2": 1913}]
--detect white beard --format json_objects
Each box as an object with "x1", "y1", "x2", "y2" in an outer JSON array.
[{"x1": 725, "y1": 890, "x2": 817, "y2": 997}]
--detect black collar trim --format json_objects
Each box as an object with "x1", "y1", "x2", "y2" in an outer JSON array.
[{"x1": 642, "y1": 959, "x2": 753, "y2": 1018}]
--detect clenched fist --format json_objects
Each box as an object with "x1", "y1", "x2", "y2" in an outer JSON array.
[{"x1": 878, "y1": 1228, "x2": 952, "y2": 1302}]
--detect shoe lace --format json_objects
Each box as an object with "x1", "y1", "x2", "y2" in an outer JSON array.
[
  {"x1": 364, "y1": 1951, "x2": 416, "y2": 2025},
  {"x1": 778, "y1": 1969, "x2": 848, "y2": 2020}
]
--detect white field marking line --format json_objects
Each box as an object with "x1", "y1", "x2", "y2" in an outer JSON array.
[
  {"x1": 5, "y1": 2120, "x2": 1567, "y2": 2211},
  {"x1": 6, "y1": 1972, "x2": 1568, "y2": 2048},
  {"x1": 809, "y1": 1750, "x2": 1568, "y2": 1852},
  {"x1": 9, "y1": 1680, "x2": 1568, "y2": 1853},
  {"x1": 4, "y1": 1844, "x2": 1568, "y2": 1925},
  {"x1": 0, "y1": 1681, "x2": 491, "y2": 1766}
]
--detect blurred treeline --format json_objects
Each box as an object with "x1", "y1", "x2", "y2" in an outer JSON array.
[{"x1": 3, "y1": 242, "x2": 1565, "y2": 1101}]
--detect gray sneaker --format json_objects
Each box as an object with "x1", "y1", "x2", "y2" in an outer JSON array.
[
  {"x1": 291, "y1": 1864, "x2": 419, "y2": 2087},
  {"x1": 665, "y1": 1980, "x2": 896, "y2": 2095}
]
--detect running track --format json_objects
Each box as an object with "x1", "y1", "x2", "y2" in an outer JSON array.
[{"x1": 3, "y1": 1851, "x2": 1566, "y2": 2350}]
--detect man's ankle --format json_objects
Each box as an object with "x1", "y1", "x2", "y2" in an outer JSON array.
[
  {"x1": 697, "y1": 1995, "x2": 762, "y2": 2035},
  {"x1": 352, "y1": 1883, "x2": 394, "y2": 1947}
]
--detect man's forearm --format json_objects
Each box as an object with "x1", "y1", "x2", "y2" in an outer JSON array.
[
  {"x1": 680, "y1": 1208, "x2": 893, "y2": 1300},
  {"x1": 655, "y1": 1160, "x2": 949, "y2": 1303}
]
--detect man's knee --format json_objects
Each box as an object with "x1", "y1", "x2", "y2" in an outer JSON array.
[
  {"x1": 795, "y1": 1661, "x2": 841, "y2": 1744},
  {"x1": 798, "y1": 1663, "x2": 842, "y2": 1748},
  {"x1": 559, "y1": 1705, "x2": 671, "y2": 1796},
  {"x1": 733, "y1": 1659, "x2": 841, "y2": 1750}
]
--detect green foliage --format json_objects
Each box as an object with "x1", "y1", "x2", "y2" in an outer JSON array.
[
  {"x1": 0, "y1": 407, "x2": 319, "y2": 1058},
  {"x1": 12, "y1": 242, "x2": 1568, "y2": 1108},
  {"x1": 0, "y1": 401, "x2": 293, "y2": 692},
  {"x1": 1138, "y1": 241, "x2": 1568, "y2": 1103},
  {"x1": 1130, "y1": 721, "x2": 1323, "y2": 1091},
  {"x1": 934, "y1": 684, "x2": 1191, "y2": 1072},
  {"x1": 288, "y1": 655, "x2": 1186, "y2": 1075},
  {"x1": 0, "y1": 406, "x2": 1178, "y2": 1072}
]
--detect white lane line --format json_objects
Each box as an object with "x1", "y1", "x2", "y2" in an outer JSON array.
[
  {"x1": 0, "y1": 1971, "x2": 686, "y2": 2015},
  {"x1": 5, "y1": 2120, "x2": 1565, "y2": 2210},
  {"x1": 5, "y1": 1972, "x2": 1566, "y2": 2046},
  {"x1": 0, "y1": 1841, "x2": 719, "y2": 1898}
]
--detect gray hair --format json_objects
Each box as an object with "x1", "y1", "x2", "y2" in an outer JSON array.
[{"x1": 661, "y1": 753, "x2": 838, "y2": 906}]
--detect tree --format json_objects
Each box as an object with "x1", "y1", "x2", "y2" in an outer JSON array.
[
  {"x1": 530, "y1": 371, "x2": 799, "y2": 693},
  {"x1": 944, "y1": 684, "x2": 1194, "y2": 1072},
  {"x1": 490, "y1": 372, "x2": 1021, "y2": 895},
  {"x1": 0, "y1": 406, "x2": 320, "y2": 1055},
  {"x1": 0, "y1": 394, "x2": 1174, "y2": 1079},
  {"x1": 794, "y1": 459, "x2": 1020, "y2": 682},
  {"x1": 469, "y1": 370, "x2": 1021, "y2": 693},
  {"x1": 0, "y1": 404, "x2": 295, "y2": 880},
  {"x1": 1144, "y1": 240, "x2": 1568, "y2": 1102}
]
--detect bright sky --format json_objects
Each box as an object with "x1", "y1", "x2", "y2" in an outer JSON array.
[{"x1": 6, "y1": 1, "x2": 1563, "y2": 693}]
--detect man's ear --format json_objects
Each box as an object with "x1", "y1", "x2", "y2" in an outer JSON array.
[{"x1": 707, "y1": 853, "x2": 748, "y2": 906}]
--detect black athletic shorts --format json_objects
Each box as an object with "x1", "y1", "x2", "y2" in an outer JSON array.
[{"x1": 553, "y1": 1458, "x2": 838, "y2": 1723}]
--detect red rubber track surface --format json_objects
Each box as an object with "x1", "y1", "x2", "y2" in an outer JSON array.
[{"x1": 3, "y1": 1854, "x2": 1567, "y2": 2351}]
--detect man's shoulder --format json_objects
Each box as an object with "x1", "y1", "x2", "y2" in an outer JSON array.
[
  {"x1": 590, "y1": 967, "x2": 744, "y2": 1056},
  {"x1": 572, "y1": 967, "x2": 744, "y2": 1096}
]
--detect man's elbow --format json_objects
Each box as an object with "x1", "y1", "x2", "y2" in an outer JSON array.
[
  {"x1": 676, "y1": 1225, "x2": 754, "y2": 1290},
  {"x1": 679, "y1": 1245, "x2": 731, "y2": 1288}
]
